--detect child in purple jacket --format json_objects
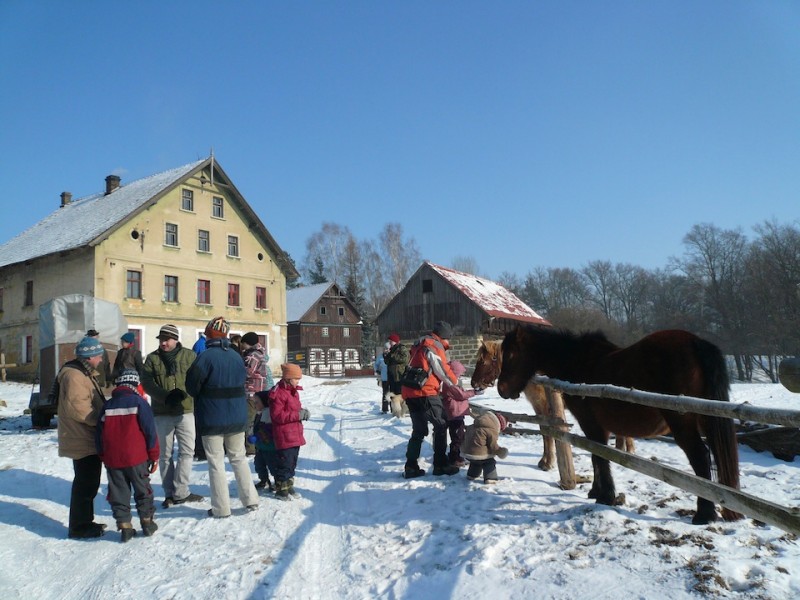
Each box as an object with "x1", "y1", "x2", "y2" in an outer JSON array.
[{"x1": 442, "y1": 360, "x2": 479, "y2": 468}]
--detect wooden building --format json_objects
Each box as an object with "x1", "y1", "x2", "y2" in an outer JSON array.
[
  {"x1": 286, "y1": 282, "x2": 363, "y2": 376},
  {"x1": 374, "y1": 262, "x2": 550, "y2": 366}
]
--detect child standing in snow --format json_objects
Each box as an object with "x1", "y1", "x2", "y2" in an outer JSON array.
[
  {"x1": 95, "y1": 369, "x2": 160, "y2": 542},
  {"x1": 249, "y1": 391, "x2": 277, "y2": 492},
  {"x1": 441, "y1": 360, "x2": 479, "y2": 468},
  {"x1": 268, "y1": 364, "x2": 311, "y2": 500},
  {"x1": 461, "y1": 411, "x2": 509, "y2": 484}
]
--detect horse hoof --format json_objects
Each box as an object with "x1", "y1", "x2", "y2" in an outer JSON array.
[
  {"x1": 537, "y1": 460, "x2": 553, "y2": 471},
  {"x1": 692, "y1": 510, "x2": 719, "y2": 525}
]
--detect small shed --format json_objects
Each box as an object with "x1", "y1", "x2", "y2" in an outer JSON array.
[
  {"x1": 374, "y1": 262, "x2": 550, "y2": 366},
  {"x1": 286, "y1": 282, "x2": 363, "y2": 377}
]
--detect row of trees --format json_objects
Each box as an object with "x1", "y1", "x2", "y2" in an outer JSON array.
[{"x1": 293, "y1": 220, "x2": 800, "y2": 383}]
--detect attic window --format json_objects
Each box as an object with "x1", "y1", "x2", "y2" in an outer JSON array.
[
  {"x1": 130, "y1": 229, "x2": 140, "y2": 240},
  {"x1": 320, "y1": 306, "x2": 327, "y2": 316},
  {"x1": 212, "y1": 196, "x2": 224, "y2": 219},
  {"x1": 257, "y1": 252, "x2": 264, "y2": 261},
  {"x1": 422, "y1": 279, "x2": 433, "y2": 293}
]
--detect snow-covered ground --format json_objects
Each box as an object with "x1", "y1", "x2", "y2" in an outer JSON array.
[{"x1": 1, "y1": 377, "x2": 799, "y2": 599}]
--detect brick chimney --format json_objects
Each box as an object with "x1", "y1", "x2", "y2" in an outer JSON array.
[
  {"x1": 105, "y1": 174, "x2": 121, "y2": 195},
  {"x1": 60, "y1": 191, "x2": 72, "y2": 207}
]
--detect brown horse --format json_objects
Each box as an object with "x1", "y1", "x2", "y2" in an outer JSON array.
[
  {"x1": 471, "y1": 340, "x2": 634, "y2": 472},
  {"x1": 497, "y1": 325, "x2": 742, "y2": 525}
]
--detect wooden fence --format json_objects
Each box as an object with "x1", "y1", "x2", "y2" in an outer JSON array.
[{"x1": 478, "y1": 375, "x2": 800, "y2": 535}]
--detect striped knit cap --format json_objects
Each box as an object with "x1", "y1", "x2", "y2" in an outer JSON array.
[
  {"x1": 75, "y1": 336, "x2": 104, "y2": 358},
  {"x1": 205, "y1": 316, "x2": 230, "y2": 339},
  {"x1": 114, "y1": 369, "x2": 140, "y2": 389}
]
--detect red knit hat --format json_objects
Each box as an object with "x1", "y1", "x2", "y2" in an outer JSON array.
[
  {"x1": 205, "y1": 316, "x2": 230, "y2": 339},
  {"x1": 388, "y1": 333, "x2": 400, "y2": 343},
  {"x1": 496, "y1": 413, "x2": 508, "y2": 431}
]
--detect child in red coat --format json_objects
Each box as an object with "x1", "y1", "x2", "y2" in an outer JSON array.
[
  {"x1": 268, "y1": 364, "x2": 310, "y2": 500},
  {"x1": 96, "y1": 369, "x2": 160, "y2": 542}
]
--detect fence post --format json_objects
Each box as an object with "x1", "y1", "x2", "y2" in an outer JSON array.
[{"x1": 546, "y1": 388, "x2": 577, "y2": 490}]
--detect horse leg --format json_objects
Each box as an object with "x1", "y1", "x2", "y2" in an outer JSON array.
[
  {"x1": 539, "y1": 435, "x2": 555, "y2": 471},
  {"x1": 525, "y1": 383, "x2": 555, "y2": 471},
  {"x1": 615, "y1": 435, "x2": 635, "y2": 453},
  {"x1": 578, "y1": 421, "x2": 617, "y2": 505},
  {"x1": 670, "y1": 425, "x2": 717, "y2": 524}
]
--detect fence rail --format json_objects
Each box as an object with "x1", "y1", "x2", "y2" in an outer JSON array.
[{"x1": 479, "y1": 376, "x2": 800, "y2": 535}]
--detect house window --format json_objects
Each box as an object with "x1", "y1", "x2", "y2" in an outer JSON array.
[
  {"x1": 181, "y1": 189, "x2": 194, "y2": 211},
  {"x1": 319, "y1": 306, "x2": 327, "y2": 316},
  {"x1": 255, "y1": 286, "x2": 267, "y2": 309},
  {"x1": 338, "y1": 307, "x2": 345, "y2": 317},
  {"x1": 164, "y1": 275, "x2": 178, "y2": 302},
  {"x1": 24, "y1": 335, "x2": 33, "y2": 363},
  {"x1": 24, "y1": 280, "x2": 33, "y2": 307},
  {"x1": 227, "y1": 235, "x2": 239, "y2": 257},
  {"x1": 126, "y1": 270, "x2": 142, "y2": 299},
  {"x1": 343, "y1": 327, "x2": 350, "y2": 337},
  {"x1": 321, "y1": 327, "x2": 329, "y2": 337},
  {"x1": 198, "y1": 230, "x2": 210, "y2": 252},
  {"x1": 213, "y1": 196, "x2": 224, "y2": 218},
  {"x1": 422, "y1": 278, "x2": 433, "y2": 293},
  {"x1": 165, "y1": 223, "x2": 178, "y2": 247},
  {"x1": 197, "y1": 279, "x2": 211, "y2": 304},
  {"x1": 228, "y1": 283, "x2": 240, "y2": 307}
]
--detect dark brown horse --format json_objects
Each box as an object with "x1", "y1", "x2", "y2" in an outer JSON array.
[
  {"x1": 471, "y1": 339, "x2": 634, "y2": 472},
  {"x1": 497, "y1": 325, "x2": 742, "y2": 525}
]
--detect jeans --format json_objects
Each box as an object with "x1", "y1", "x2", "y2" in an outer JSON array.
[
  {"x1": 203, "y1": 432, "x2": 258, "y2": 517},
  {"x1": 155, "y1": 413, "x2": 196, "y2": 499}
]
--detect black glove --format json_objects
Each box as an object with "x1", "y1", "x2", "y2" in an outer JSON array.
[
  {"x1": 166, "y1": 389, "x2": 186, "y2": 407},
  {"x1": 299, "y1": 408, "x2": 310, "y2": 421},
  {"x1": 147, "y1": 460, "x2": 157, "y2": 473}
]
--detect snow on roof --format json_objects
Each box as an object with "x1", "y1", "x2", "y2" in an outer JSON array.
[
  {"x1": 427, "y1": 262, "x2": 550, "y2": 326},
  {"x1": 286, "y1": 282, "x2": 333, "y2": 322},
  {"x1": 0, "y1": 160, "x2": 205, "y2": 268}
]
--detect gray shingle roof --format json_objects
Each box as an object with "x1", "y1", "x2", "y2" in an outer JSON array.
[
  {"x1": 0, "y1": 160, "x2": 205, "y2": 268},
  {"x1": 286, "y1": 282, "x2": 333, "y2": 322}
]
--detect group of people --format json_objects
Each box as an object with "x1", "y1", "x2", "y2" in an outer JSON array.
[
  {"x1": 57, "y1": 317, "x2": 310, "y2": 542},
  {"x1": 375, "y1": 321, "x2": 510, "y2": 484}
]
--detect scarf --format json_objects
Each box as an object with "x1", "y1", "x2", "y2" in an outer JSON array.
[{"x1": 158, "y1": 343, "x2": 182, "y2": 376}]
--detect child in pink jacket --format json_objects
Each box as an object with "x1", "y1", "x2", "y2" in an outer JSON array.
[{"x1": 442, "y1": 360, "x2": 479, "y2": 468}]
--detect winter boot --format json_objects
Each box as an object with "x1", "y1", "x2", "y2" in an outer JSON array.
[
  {"x1": 403, "y1": 462, "x2": 425, "y2": 479},
  {"x1": 275, "y1": 480, "x2": 291, "y2": 501},
  {"x1": 432, "y1": 464, "x2": 460, "y2": 476},
  {"x1": 381, "y1": 399, "x2": 389, "y2": 413},
  {"x1": 118, "y1": 522, "x2": 136, "y2": 543},
  {"x1": 140, "y1": 517, "x2": 158, "y2": 537},
  {"x1": 287, "y1": 477, "x2": 300, "y2": 498}
]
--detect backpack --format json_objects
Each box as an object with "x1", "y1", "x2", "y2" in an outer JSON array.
[{"x1": 399, "y1": 342, "x2": 430, "y2": 390}]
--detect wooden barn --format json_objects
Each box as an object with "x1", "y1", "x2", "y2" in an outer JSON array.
[
  {"x1": 286, "y1": 282, "x2": 363, "y2": 377},
  {"x1": 374, "y1": 262, "x2": 550, "y2": 366}
]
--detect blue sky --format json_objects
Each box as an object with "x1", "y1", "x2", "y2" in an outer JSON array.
[{"x1": 1, "y1": 2, "x2": 798, "y2": 281}]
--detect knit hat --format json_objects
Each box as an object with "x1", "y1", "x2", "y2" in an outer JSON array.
[
  {"x1": 388, "y1": 333, "x2": 400, "y2": 343},
  {"x1": 121, "y1": 332, "x2": 135, "y2": 344},
  {"x1": 205, "y1": 316, "x2": 230, "y2": 339},
  {"x1": 114, "y1": 369, "x2": 140, "y2": 389},
  {"x1": 75, "y1": 336, "x2": 104, "y2": 358},
  {"x1": 433, "y1": 321, "x2": 453, "y2": 339},
  {"x1": 449, "y1": 360, "x2": 466, "y2": 377},
  {"x1": 86, "y1": 329, "x2": 100, "y2": 337},
  {"x1": 496, "y1": 413, "x2": 508, "y2": 431},
  {"x1": 241, "y1": 332, "x2": 259, "y2": 346},
  {"x1": 157, "y1": 324, "x2": 180, "y2": 341},
  {"x1": 281, "y1": 363, "x2": 303, "y2": 380}
]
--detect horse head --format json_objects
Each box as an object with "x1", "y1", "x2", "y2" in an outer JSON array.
[
  {"x1": 497, "y1": 325, "x2": 537, "y2": 399},
  {"x1": 470, "y1": 340, "x2": 502, "y2": 390}
]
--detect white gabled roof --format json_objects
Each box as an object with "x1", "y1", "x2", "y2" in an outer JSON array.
[
  {"x1": 0, "y1": 160, "x2": 205, "y2": 268},
  {"x1": 286, "y1": 282, "x2": 333, "y2": 322},
  {"x1": 427, "y1": 262, "x2": 550, "y2": 326}
]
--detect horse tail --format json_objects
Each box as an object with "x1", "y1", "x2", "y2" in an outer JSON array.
[{"x1": 695, "y1": 337, "x2": 743, "y2": 521}]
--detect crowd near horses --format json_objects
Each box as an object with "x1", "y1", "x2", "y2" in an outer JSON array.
[
  {"x1": 470, "y1": 340, "x2": 633, "y2": 472},
  {"x1": 496, "y1": 325, "x2": 742, "y2": 525}
]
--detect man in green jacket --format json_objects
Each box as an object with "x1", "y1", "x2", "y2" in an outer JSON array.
[{"x1": 142, "y1": 324, "x2": 203, "y2": 508}]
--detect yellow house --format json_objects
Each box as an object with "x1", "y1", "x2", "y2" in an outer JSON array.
[{"x1": 0, "y1": 156, "x2": 298, "y2": 382}]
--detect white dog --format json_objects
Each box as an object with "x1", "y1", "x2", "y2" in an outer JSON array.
[{"x1": 389, "y1": 393, "x2": 409, "y2": 418}]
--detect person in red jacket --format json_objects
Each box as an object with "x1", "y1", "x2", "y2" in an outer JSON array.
[
  {"x1": 96, "y1": 369, "x2": 160, "y2": 542},
  {"x1": 401, "y1": 321, "x2": 460, "y2": 478},
  {"x1": 268, "y1": 363, "x2": 310, "y2": 500}
]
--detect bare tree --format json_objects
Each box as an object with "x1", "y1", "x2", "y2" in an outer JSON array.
[
  {"x1": 303, "y1": 222, "x2": 353, "y2": 285},
  {"x1": 379, "y1": 223, "x2": 422, "y2": 294},
  {"x1": 450, "y1": 256, "x2": 481, "y2": 276},
  {"x1": 582, "y1": 260, "x2": 617, "y2": 320}
]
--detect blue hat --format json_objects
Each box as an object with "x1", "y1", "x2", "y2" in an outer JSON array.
[
  {"x1": 75, "y1": 336, "x2": 104, "y2": 358},
  {"x1": 114, "y1": 369, "x2": 140, "y2": 388},
  {"x1": 121, "y1": 332, "x2": 135, "y2": 344}
]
